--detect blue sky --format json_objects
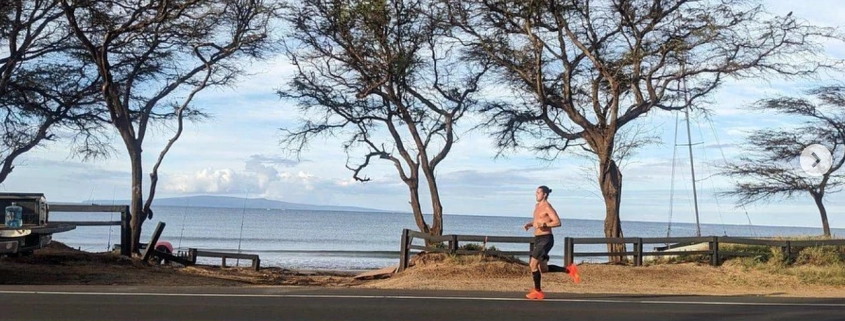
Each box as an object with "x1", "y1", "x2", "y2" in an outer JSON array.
[{"x1": 3, "y1": 0, "x2": 844, "y2": 230}]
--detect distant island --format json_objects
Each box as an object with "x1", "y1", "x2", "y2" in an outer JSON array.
[{"x1": 85, "y1": 195, "x2": 391, "y2": 213}]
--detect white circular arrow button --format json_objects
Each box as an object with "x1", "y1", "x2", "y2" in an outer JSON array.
[{"x1": 800, "y1": 144, "x2": 833, "y2": 177}]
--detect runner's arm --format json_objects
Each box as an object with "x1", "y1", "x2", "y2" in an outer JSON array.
[{"x1": 545, "y1": 204, "x2": 561, "y2": 228}]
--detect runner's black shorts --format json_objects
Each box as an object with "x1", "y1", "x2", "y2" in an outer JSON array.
[{"x1": 531, "y1": 234, "x2": 554, "y2": 261}]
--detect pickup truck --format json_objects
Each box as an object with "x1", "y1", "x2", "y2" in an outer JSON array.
[{"x1": 1, "y1": 193, "x2": 75, "y2": 256}]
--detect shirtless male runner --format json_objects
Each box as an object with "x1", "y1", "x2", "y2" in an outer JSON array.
[{"x1": 523, "y1": 185, "x2": 580, "y2": 300}]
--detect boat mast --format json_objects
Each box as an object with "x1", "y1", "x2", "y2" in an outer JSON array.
[{"x1": 681, "y1": 63, "x2": 702, "y2": 237}]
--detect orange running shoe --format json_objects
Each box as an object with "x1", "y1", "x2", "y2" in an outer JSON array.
[
  {"x1": 567, "y1": 263, "x2": 581, "y2": 284},
  {"x1": 525, "y1": 289, "x2": 545, "y2": 300}
]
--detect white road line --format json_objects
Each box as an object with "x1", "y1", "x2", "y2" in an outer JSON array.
[{"x1": 0, "y1": 291, "x2": 843, "y2": 307}]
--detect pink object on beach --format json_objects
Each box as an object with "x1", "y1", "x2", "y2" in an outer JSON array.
[{"x1": 155, "y1": 241, "x2": 173, "y2": 253}]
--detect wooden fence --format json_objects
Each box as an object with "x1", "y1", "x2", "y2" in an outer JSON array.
[
  {"x1": 565, "y1": 236, "x2": 845, "y2": 266},
  {"x1": 192, "y1": 250, "x2": 261, "y2": 271},
  {"x1": 397, "y1": 229, "x2": 845, "y2": 271},
  {"x1": 398, "y1": 229, "x2": 536, "y2": 271},
  {"x1": 141, "y1": 221, "x2": 261, "y2": 271},
  {"x1": 49, "y1": 204, "x2": 132, "y2": 256}
]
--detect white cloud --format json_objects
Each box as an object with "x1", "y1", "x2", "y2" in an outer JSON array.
[
  {"x1": 164, "y1": 168, "x2": 252, "y2": 194},
  {"x1": 163, "y1": 154, "x2": 300, "y2": 194}
]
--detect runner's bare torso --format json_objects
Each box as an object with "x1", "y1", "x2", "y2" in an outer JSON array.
[{"x1": 532, "y1": 201, "x2": 555, "y2": 236}]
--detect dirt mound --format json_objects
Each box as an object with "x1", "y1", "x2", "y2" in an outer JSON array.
[
  {"x1": 360, "y1": 253, "x2": 537, "y2": 291},
  {"x1": 0, "y1": 241, "x2": 360, "y2": 287},
  {"x1": 406, "y1": 252, "x2": 527, "y2": 277},
  {"x1": 41, "y1": 240, "x2": 79, "y2": 252},
  {"x1": 409, "y1": 252, "x2": 525, "y2": 267}
]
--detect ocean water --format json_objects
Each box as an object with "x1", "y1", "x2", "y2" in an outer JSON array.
[{"x1": 49, "y1": 206, "x2": 844, "y2": 271}]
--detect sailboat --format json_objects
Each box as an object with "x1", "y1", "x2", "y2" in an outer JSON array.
[
  {"x1": 653, "y1": 74, "x2": 757, "y2": 258},
  {"x1": 665, "y1": 70, "x2": 757, "y2": 239}
]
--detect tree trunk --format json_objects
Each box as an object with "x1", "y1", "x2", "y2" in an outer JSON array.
[
  {"x1": 408, "y1": 182, "x2": 431, "y2": 235},
  {"x1": 408, "y1": 180, "x2": 441, "y2": 248},
  {"x1": 127, "y1": 142, "x2": 145, "y2": 254},
  {"x1": 421, "y1": 168, "x2": 443, "y2": 237},
  {"x1": 599, "y1": 156, "x2": 625, "y2": 263},
  {"x1": 811, "y1": 192, "x2": 831, "y2": 237}
]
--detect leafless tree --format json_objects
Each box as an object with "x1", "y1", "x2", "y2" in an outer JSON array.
[
  {"x1": 1, "y1": 0, "x2": 107, "y2": 184},
  {"x1": 60, "y1": 0, "x2": 279, "y2": 253},
  {"x1": 279, "y1": 0, "x2": 491, "y2": 237},
  {"x1": 445, "y1": 0, "x2": 841, "y2": 260},
  {"x1": 721, "y1": 86, "x2": 845, "y2": 237}
]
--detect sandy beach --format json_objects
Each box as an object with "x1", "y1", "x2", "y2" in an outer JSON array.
[{"x1": 1, "y1": 242, "x2": 843, "y2": 298}]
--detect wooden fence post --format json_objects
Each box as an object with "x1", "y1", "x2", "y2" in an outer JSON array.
[
  {"x1": 450, "y1": 235, "x2": 458, "y2": 254},
  {"x1": 120, "y1": 206, "x2": 131, "y2": 257},
  {"x1": 399, "y1": 229, "x2": 409, "y2": 272},
  {"x1": 188, "y1": 248, "x2": 198, "y2": 264},
  {"x1": 635, "y1": 238, "x2": 643, "y2": 266},
  {"x1": 786, "y1": 241, "x2": 792, "y2": 257},
  {"x1": 710, "y1": 236, "x2": 720, "y2": 266},
  {"x1": 785, "y1": 241, "x2": 792, "y2": 262},
  {"x1": 564, "y1": 237, "x2": 573, "y2": 266},
  {"x1": 141, "y1": 221, "x2": 166, "y2": 262}
]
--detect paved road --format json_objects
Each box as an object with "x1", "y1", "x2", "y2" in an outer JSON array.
[{"x1": 1, "y1": 286, "x2": 843, "y2": 321}]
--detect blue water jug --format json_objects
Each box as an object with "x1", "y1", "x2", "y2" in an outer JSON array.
[{"x1": 5, "y1": 202, "x2": 23, "y2": 228}]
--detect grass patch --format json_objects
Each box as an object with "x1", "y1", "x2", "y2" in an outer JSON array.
[
  {"x1": 428, "y1": 242, "x2": 503, "y2": 255},
  {"x1": 720, "y1": 244, "x2": 785, "y2": 266},
  {"x1": 459, "y1": 243, "x2": 499, "y2": 252},
  {"x1": 720, "y1": 242, "x2": 844, "y2": 267},
  {"x1": 646, "y1": 254, "x2": 710, "y2": 265},
  {"x1": 445, "y1": 253, "x2": 486, "y2": 265},
  {"x1": 778, "y1": 264, "x2": 845, "y2": 286},
  {"x1": 795, "y1": 246, "x2": 845, "y2": 266},
  {"x1": 430, "y1": 242, "x2": 448, "y2": 251},
  {"x1": 415, "y1": 242, "x2": 519, "y2": 267},
  {"x1": 647, "y1": 236, "x2": 845, "y2": 286},
  {"x1": 717, "y1": 237, "x2": 845, "y2": 286},
  {"x1": 429, "y1": 242, "x2": 499, "y2": 252}
]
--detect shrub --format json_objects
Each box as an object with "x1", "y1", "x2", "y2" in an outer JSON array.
[
  {"x1": 795, "y1": 246, "x2": 845, "y2": 266},
  {"x1": 719, "y1": 240, "x2": 845, "y2": 268},
  {"x1": 721, "y1": 244, "x2": 772, "y2": 263},
  {"x1": 792, "y1": 264, "x2": 845, "y2": 286},
  {"x1": 732, "y1": 256, "x2": 764, "y2": 270},
  {"x1": 460, "y1": 243, "x2": 484, "y2": 251}
]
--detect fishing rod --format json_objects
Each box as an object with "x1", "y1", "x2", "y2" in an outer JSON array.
[
  {"x1": 106, "y1": 186, "x2": 116, "y2": 251},
  {"x1": 177, "y1": 198, "x2": 190, "y2": 250},
  {"x1": 236, "y1": 190, "x2": 249, "y2": 267}
]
